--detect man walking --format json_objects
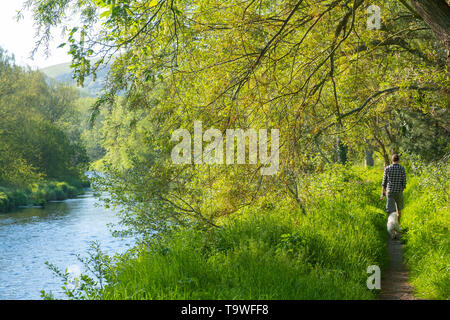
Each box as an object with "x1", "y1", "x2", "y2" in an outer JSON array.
[{"x1": 381, "y1": 154, "x2": 407, "y2": 222}]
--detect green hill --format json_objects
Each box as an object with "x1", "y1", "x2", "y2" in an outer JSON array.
[{"x1": 41, "y1": 61, "x2": 109, "y2": 97}]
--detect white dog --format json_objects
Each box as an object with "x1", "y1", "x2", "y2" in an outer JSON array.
[{"x1": 387, "y1": 212, "x2": 401, "y2": 240}]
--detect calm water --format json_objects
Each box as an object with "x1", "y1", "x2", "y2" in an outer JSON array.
[{"x1": 0, "y1": 192, "x2": 132, "y2": 300}]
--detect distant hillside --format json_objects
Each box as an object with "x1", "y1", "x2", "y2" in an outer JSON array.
[{"x1": 41, "y1": 61, "x2": 109, "y2": 97}]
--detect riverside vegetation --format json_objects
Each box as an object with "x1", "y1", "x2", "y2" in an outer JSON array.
[
  {"x1": 42, "y1": 160, "x2": 449, "y2": 300},
  {"x1": 3, "y1": 0, "x2": 449, "y2": 300},
  {"x1": 0, "y1": 180, "x2": 89, "y2": 212},
  {"x1": 43, "y1": 164, "x2": 388, "y2": 300},
  {"x1": 0, "y1": 48, "x2": 99, "y2": 212}
]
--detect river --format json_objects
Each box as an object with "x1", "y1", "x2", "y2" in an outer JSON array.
[{"x1": 0, "y1": 191, "x2": 133, "y2": 300}]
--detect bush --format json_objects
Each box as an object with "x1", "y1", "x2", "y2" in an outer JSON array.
[
  {"x1": 11, "y1": 190, "x2": 28, "y2": 207},
  {"x1": 29, "y1": 180, "x2": 83, "y2": 204},
  {"x1": 0, "y1": 191, "x2": 10, "y2": 212},
  {"x1": 0, "y1": 188, "x2": 29, "y2": 212},
  {"x1": 0, "y1": 179, "x2": 84, "y2": 211},
  {"x1": 67, "y1": 185, "x2": 79, "y2": 198},
  {"x1": 62, "y1": 175, "x2": 91, "y2": 190},
  {"x1": 56, "y1": 182, "x2": 70, "y2": 193}
]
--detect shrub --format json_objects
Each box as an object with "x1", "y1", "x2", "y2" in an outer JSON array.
[
  {"x1": 67, "y1": 185, "x2": 78, "y2": 197},
  {"x1": 56, "y1": 182, "x2": 70, "y2": 193},
  {"x1": 0, "y1": 189, "x2": 29, "y2": 211},
  {"x1": 0, "y1": 179, "x2": 83, "y2": 212},
  {"x1": 0, "y1": 191, "x2": 10, "y2": 212}
]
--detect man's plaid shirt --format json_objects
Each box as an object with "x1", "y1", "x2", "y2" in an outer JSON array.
[{"x1": 382, "y1": 163, "x2": 406, "y2": 193}]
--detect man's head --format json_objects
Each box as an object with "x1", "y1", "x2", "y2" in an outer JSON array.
[{"x1": 391, "y1": 154, "x2": 400, "y2": 163}]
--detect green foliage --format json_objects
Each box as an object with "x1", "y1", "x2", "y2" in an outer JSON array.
[
  {"x1": 24, "y1": 0, "x2": 449, "y2": 239},
  {"x1": 45, "y1": 166, "x2": 387, "y2": 300},
  {"x1": 0, "y1": 188, "x2": 29, "y2": 212},
  {"x1": 75, "y1": 97, "x2": 107, "y2": 161},
  {"x1": 0, "y1": 47, "x2": 89, "y2": 193},
  {"x1": 25, "y1": 0, "x2": 449, "y2": 167},
  {"x1": 0, "y1": 179, "x2": 85, "y2": 212},
  {"x1": 22, "y1": 0, "x2": 449, "y2": 237},
  {"x1": 29, "y1": 181, "x2": 84, "y2": 205},
  {"x1": 21, "y1": 0, "x2": 449, "y2": 301},
  {"x1": 394, "y1": 109, "x2": 450, "y2": 162}
]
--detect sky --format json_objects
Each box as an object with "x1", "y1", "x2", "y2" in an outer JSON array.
[{"x1": 0, "y1": 0, "x2": 71, "y2": 69}]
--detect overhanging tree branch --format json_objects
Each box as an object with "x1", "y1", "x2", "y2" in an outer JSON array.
[{"x1": 315, "y1": 85, "x2": 441, "y2": 137}]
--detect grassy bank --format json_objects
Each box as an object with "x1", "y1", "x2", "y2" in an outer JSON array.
[
  {"x1": 42, "y1": 163, "x2": 450, "y2": 300},
  {"x1": 44, "y1": 163, "x2": 450, "y2": 299},
  {"x1": 102, "y1": 205, "x2": 386, "y2": 299},
  {"x1": 402, "y1": 161, "x2": 449, "y2": 300},
  {"x1": 0, "y1": 178, "x2": 90, "y2": 213},
  {"x1": 59, "y1": 165, "x2": 388, "y2": 300}
]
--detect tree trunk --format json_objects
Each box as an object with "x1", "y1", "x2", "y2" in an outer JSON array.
[
  {"x1": 336, "y1": 137, "x2": 348, "y2": 164},
  {"x1": 365, "y1": 149, "x2": 374, "y2": 167},
  {"x1": 410, "y1": 0, "x2": 450, "y2": 70}
]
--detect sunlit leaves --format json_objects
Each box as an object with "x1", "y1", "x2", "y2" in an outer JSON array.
[
  {"x1": 24, "y1": 0, "x2": 450, "y2": 230},
  {"x1": 147, "y1": 0, "x2": 158, "y2": 8},
  {"x1": 0, "y1": 49, "x2": 89, "y2": 186}
]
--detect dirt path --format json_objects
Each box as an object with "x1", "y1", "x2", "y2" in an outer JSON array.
[{"x1": 379, "y1": 237, "x2": 415, "y2": 300}]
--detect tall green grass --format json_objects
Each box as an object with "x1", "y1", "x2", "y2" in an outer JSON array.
[
  {"x1": 68, "y1": 165, "x2": 387, "y2": 300},
  {"x1": 402, "y1": 161, "x2": 449, "y2": 300}
]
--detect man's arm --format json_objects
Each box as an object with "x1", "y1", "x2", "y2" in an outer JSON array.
[
  {"x1": 381, "y1": 167, "x2": 388, "y2": 198},
  {"x1": 402, "y1": 167, "x2": 407, "y2": 190}
]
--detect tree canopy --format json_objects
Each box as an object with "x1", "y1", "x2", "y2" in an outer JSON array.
[
  {"x1": 0, "y1": 48, "x2": 89, "y2": 188},
  {"x1": 23, "y1": 0, "x2": 449, "y2": 233}
]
